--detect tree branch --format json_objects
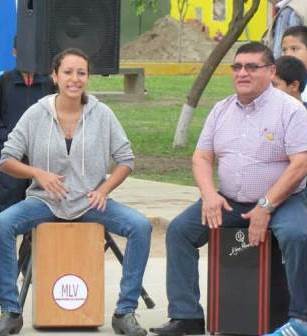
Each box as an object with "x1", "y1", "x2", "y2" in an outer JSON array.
[
  {"x1": 187, "y1": 0, "x2": 260, "y2": 107},
  {"x1": 173, "y1": 0, "x2": 260, "y2": 147}
]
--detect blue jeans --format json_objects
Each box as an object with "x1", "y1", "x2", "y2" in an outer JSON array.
[
  {"x1": 0, "y1": 197, "x2": 152, "y2": 314},
  {"x1": 166, "y1": 189, "x2": 307, "y2": 321}
]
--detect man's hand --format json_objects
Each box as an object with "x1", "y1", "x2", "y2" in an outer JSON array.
[
  {"x1": 241, "y1": 206, "x2": 271, "y2": 246},
  {"x1": 33, "y1": 168, "x2": 68, "y2": 200},
  {"x1": 87, "y1": 190, "x2": 107, "y2": 211},
  {"x1": 202, "y1": 193, "x2": 233, "y2": 228}
]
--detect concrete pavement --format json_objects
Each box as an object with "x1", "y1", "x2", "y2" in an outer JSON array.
[{"x1": 17, "y1": 177, "x2": 209, "y2": 335}]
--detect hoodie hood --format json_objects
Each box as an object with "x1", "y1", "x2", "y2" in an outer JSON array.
[{"x1": 38, "y1": 93, "x2": 100, "y2": 116}]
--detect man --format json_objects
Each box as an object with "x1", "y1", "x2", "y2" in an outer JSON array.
[
  {"x1": 263, "y1": 0, "x2": 307, "y2": 58},
  {"x1": 0, "y1": 45, "x2": 55, "y2": 211},
  {"x1": 150, "y1": 42, "x2": 307, "y2": 336},
  {"x1": 0, "y1": 41, "x2": 55, "y2": 280}
]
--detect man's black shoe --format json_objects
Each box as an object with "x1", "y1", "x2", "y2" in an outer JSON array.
[
  {"x1": 149, "y1": 319, "x2": 205, "y2": 336},
  {"x1": 0, "y1": 312, "x2": 23, "y2": 336}
]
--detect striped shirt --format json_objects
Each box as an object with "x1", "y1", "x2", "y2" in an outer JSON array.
[{"x1": 197, "y1": 85, "x2": 307, "y2": 202}]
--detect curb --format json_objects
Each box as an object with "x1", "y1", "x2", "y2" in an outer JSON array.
[{"x1": 120, "y1": 62, "x2": 231, "y2": 76}]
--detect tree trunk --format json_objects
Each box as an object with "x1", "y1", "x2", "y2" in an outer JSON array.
[
  {"x1": 178, "y1": 20, "x2": 183, "y2": 62},
  {"x1": 173, "y1": 0, "x2": 260, "y2": 148},
  {"x1": 173, "y1": 103, "x2": 195, "y2": 147}
]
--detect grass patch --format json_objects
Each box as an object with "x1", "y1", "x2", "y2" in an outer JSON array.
[{"x1": 88, "y1": 74, "x2": 233, "y2": 185}]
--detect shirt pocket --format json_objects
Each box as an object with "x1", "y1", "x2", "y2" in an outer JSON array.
[{"x1": 253, "y1": 131, "x2": 286, "y2": 162}]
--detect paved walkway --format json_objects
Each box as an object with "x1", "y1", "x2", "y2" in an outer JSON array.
[
  {"x1": 18, "y1": 177, "x2": 209, "y2": 336},
  {"x1": 112, "y1": 176, "x2": 199, "y2": 223}
]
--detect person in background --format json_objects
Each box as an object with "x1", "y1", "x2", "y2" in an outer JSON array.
[
  {"x1": 272, "y1": 55, "x2": 306, "y2": 105},
  {"x1": 281, "y1": 25, "x2": 307, "y2": 104},
  {"x1": 264, "y1": 0, "x2": 307, "y2": 58},
  {"x1": 150, "y1": 42, "x2": 307, "y2": 336},
  {"x1": 0, "y1": 48, "x2": 151, "y2": 336},
  {"x1": 0, "y1": 38, "x2": 55, "y2": 211},
  {"x1": 0, "y1": 38, "x2": 55, "y2": 275}
]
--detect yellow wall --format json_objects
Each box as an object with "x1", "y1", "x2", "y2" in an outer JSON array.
[{"x1": 170, "y1": 0, "x2": 268, "y2": 41}]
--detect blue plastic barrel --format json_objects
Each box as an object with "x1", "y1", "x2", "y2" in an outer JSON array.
[{"x1": 0, "y1": 0, "x2": 17, "y2": 72}]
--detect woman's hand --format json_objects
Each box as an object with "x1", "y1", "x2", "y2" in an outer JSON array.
[
  {"x1": 87, "y1": 190, "x2": 107, "y2": 211},
  {"x1": 33, "y1": 168, "x2": 68, "y2": 200}
]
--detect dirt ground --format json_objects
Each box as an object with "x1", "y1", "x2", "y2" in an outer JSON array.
[{"x1": 134, "y1": 155, "x2": 191, "y2": 175}]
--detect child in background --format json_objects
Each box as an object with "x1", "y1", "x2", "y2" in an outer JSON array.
[
  {"x1": 281, "y1": 25, "x2": 307, "y2": 104},
  {"x1": 263, "y1": 0, "x2": 307, "y2": 58},
  {"x1": 272, "y1": 55, "x2": 306, "y2": 106}
]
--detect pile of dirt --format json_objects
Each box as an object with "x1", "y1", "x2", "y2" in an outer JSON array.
[{"x1": 120, "y1": 16, "x2": 219, "y2": 62}]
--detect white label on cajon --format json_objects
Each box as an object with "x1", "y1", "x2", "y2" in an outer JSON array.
[{"x1": 53, "y1": 274, "x2": 88, "y2": 310}]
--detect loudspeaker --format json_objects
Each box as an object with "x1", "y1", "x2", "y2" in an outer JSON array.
[{"x1": 16, "y1": 0, "x2": 120, "y2": 74}]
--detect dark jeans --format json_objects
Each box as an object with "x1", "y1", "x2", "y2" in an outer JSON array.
[
  {"x1": 0, "y1": 172, "x2": 29, "y2": 211},
  {"x1": 166, "y1": 189, "x2": 307, "y2": 321}
]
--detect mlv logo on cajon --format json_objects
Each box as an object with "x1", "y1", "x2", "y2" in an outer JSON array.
[{"x1": 52, "y1": 274, "x2": 88, "y2": 310}]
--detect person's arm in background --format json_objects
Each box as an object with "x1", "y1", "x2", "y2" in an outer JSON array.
[
  {"x1": 272, "y1": 6, "x2": 302, "y2": 58},
  {"x1": 0, "y1": 73, "x2": 9, "y2": 151}
]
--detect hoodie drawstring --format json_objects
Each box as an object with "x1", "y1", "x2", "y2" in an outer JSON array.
[
  {"x1": 48, "y1": 95, "x2": 86, "y2": 176},
  {"x1": 82, "y1": 112, "x2": 85, "y2": 176},
  {"x1": 47, "y1": 113, "x2": 54, "y2": 172}
]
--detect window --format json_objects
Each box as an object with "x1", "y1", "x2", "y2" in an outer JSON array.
[{"x1": 213, "y1": 0, "x2": 226, "y2": 21}]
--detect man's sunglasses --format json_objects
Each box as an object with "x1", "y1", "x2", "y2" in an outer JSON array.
[{"x1": 230, "y1": 63, "x2": 274, "y2": 73}]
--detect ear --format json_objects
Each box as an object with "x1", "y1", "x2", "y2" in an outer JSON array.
[
  {"x1": 51, "y1": 71, "x2": 57, "y2": 85},
  {"x1": 270, "y1": 64, "x2": 276, "y2": 79},
  {"x1": 289, "y1": 80, "x2": 300, "y2": 95}
]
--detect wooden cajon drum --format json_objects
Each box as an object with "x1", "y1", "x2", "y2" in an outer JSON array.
[{"x1": 32, "y1": 222, "x2": 104, "y2": 328}]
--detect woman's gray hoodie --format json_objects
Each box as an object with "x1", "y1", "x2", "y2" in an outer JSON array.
[{"x1": 0, "y1": 94, "x2": 134, "y2": 219}]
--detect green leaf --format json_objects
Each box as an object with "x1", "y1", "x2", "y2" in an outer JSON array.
[{"x1": 129, "y1": 0, "x2": 159, "y2": 16}]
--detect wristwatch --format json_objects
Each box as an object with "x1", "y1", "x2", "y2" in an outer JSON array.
[{"x1": 257, "y1": 197, "x2": 275, "y2": 213}]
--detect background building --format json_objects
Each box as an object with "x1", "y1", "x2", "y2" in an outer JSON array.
[{"x1": 170, "y1": 0, "x2": 270, "y2": 41}]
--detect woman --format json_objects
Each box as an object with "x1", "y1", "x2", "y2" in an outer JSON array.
[{"x1": 0, "y1": 48, "x2": 151, "y2": 336}]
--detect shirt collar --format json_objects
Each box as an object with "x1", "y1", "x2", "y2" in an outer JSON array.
[
  {"x1": 276, "y1": 0, "x2": 291, "y2": 9},
  {"x1": 235, "y1": 84, "x2": 273, "y2": 111},
  {"x1": 12, "y1": 70, "x2": 49, "y2": 85}
]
